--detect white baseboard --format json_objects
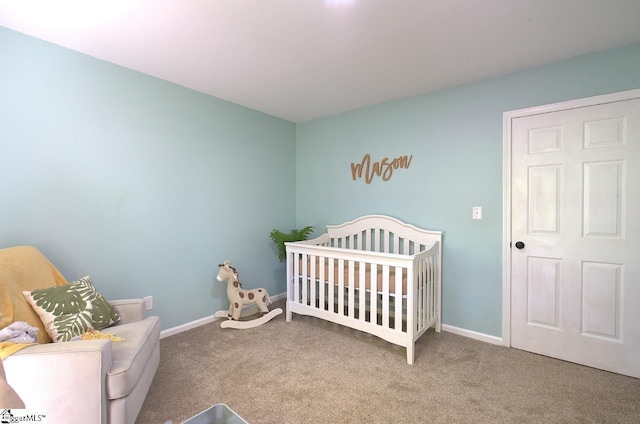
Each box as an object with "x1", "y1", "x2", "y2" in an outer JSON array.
[
  {"x1": 160, "y1": 292, "x2": 287, "y2": 339},
  {"x1": 441, "y1": 324, "x2": 504, "y2": 346},
  {"x1": 161, "y1": 296, "x2": 504, "y2": 347}
]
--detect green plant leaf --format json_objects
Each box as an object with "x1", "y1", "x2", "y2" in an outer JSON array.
[{"x1": 270, "y1": 226, "x2": 313, "y2": 262}]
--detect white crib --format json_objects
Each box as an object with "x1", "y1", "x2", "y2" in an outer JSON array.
[{"x1": 285, "y1": 215, "x2": 442, "y2": 364}]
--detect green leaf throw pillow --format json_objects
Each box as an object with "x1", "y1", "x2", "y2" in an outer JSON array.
[
  {"x1": 74, "y1": 276, "x2": 121, "y2": 329},
  {"x1": 23, "y1": 276, "x2": 121, "y2": 342}
]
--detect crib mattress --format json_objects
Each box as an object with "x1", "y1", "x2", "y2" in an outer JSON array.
[{"x1": 298, "y1": 257, "x2": 409, "y2": 295}]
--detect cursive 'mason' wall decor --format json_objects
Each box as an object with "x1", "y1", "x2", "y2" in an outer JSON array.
[{"x1": 350, "y1": 153, "x2": 413, "y2": 184}]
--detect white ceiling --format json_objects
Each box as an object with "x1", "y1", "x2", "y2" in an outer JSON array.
[{"x1": 2, "y1": 0, "x2": 640, "y2": 122}]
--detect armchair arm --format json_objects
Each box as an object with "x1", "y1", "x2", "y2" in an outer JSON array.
[
  {"x1": 110, "y1": 298, "x2": 146, "y2": 324},
  {"x1": 4, "y1": 340, "x2": 112, "y2": 424},
  {"x1": 0, "y1": 358, "x2": 24, "y2": 408}
]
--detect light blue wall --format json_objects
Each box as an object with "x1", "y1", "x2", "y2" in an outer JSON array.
[
  {"x1": 0, "y1": 27, "x2": 296, "y2": 330},
  {"x1": 3, "y1": 24, "x2": 640, "y2": 338},
  {"x1": 296, "y1": 42, "x2": 640, "y2": 337}
]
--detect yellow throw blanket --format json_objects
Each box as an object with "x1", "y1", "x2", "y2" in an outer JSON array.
[
  {"x1": 0, "y1": 246, "x2": 68, "y2": 344},
  {"x1": 1, "y1": 331, "x2": 124, "y2": 359},
  {"x1": 0, "y1": 341, "x2": 36, "y2": 359}
]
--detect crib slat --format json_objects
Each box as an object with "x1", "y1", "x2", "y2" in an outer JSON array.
[
  {"x1": 420, "y1": 259, "x2": 426, "y2": 328},
  {"x1": 293, "y1": 252, "x2": 300, "y2": 303},
  {"x1": 382, "y1": 265, "x2": 390, "y2": 328},
  {"x1": 383, "y1": 230, "x2": 389, "y2": 253},
  {"x1": 416, "y1": 259, "x2": 422, "y2": 328},
  {"x1": 358, "y1": 261, "x2": 366, "y2": 321},
  {"x1": 328, "y1": 257, "x2": 335, "y2": 313},
  {"x1": 394, "y1": 266, "x2": 403, "y2": 331},
  {"x1": 427, "y1": 259, "x2": 432, "y2": 326},
  {"x1": 370, "y1": 263, "x2": 377, "y2": 324},
  {"x1": 301, "y1": 254, "x2": 308, "y2": 305},
  {"x1": 338, "y1": 259, "x2": 345, "y2": 315},
  {"x1": 407, "y1": 267, "x2": 415, "y2": 338},
  {"x1": 429, "y1": 256, "x2": 435, "y2": 323},
  {"x1": 415, "y1": 259, "x2": 420, "y2": 329},
  {"x1": 310, "y1": 255, "x2": 317, "y2": 308},
  {"x1": 416, "y1": 261, "x2": 427, "y2": 331},
  {"x1": 348, "y1": 261, "x2": 355, "y2": 318},
  {"x1": 422, "y1": 259, "x2": 428, "y2": 327},
  {"x1": 319, "y1": 256, "x2": 326, "y2": 311}
]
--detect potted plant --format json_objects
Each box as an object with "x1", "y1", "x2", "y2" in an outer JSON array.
[{"x1": 269, "y1": 226, "x2": 313, "y2": 262}]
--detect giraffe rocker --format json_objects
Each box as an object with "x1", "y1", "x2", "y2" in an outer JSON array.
[{"x1": 214, "y1": 261, "x2": 282, "y2": 329}]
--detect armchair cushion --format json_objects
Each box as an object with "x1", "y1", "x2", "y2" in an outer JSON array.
[
  {"x1": 23, "y1": 275, "x2": 121, "y2": 342},
  {"x1": 104, "y1": 316, "x2": 160, "y2": 399}
]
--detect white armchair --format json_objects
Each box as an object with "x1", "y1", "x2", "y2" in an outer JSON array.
[{"x1": 0, "y1": 246, "x2": 160, "y2": 424}]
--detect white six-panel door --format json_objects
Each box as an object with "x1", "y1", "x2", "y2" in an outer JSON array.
[{"x1": 507, "y1": 91, "x2": 640, "y2": 378}]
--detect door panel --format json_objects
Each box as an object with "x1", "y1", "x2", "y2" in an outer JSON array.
[
  {"x1": 583, "y1": 160, "x2": 624, "y2": 237},
  {"x1": 581, "y1": 261, "x2": 621, "y2": 340},
  {"x1": 528, "y1": 165, "x2": 561, "y2": 234},
  {"x1": 526, "y1": 256, "x2": 561, "y2": 328},
  {"x1": 510, "y1": 97, "x2": 640, "y2": 378}
]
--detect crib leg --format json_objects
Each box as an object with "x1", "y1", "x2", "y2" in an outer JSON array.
[
  {"x1": 286, "y1": 303, "x2": 292, "y2": 322},
  {"x1": 406, "y1": 343, "x2": 415, "y2": 365}
]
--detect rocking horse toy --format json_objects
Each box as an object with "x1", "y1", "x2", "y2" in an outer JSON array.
[{"x1": 214, "y1": 261, "x2": 282, "y2": 329}]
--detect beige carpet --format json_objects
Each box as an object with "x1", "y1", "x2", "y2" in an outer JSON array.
[{"x1": 136, "y1": 299, "x2": 640, "y2": 424}]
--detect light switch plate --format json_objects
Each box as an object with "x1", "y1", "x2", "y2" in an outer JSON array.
[{"x1": 472, "y1": 206, "x2": 482, "y2": 220}]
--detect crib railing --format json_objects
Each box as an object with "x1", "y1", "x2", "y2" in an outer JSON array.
[
  {"x1": 305, "y1": 228, "x2": 431, "y2": 255},
  {"x1": 285, "y1": 241, "x2": 440, "y2": 358}
]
